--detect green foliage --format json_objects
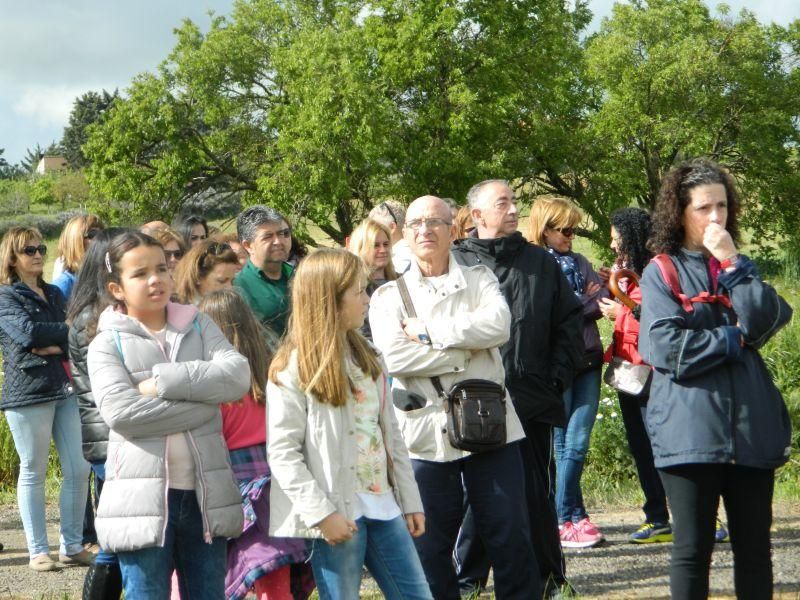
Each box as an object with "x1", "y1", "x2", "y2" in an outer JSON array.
[
  {"x1": 577, "y1": 0, "x2": 800, "y2": 247},
  {"x1": 85, "y1": 0, "x2": 589, "y2": 242},
  {"x1": 61, "y1": 90, "x2": 118, "y2": 169}
]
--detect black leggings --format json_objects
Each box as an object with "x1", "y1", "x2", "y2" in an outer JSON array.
[{"x1": 659, "y1": 463, "x2": 775, "y2": 600}]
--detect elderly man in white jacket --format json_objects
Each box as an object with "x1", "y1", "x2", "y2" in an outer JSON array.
[{"x1": 369, "y1": 195, "x2": 540, "y2": 600}]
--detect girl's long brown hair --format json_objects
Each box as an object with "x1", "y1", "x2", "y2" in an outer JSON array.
[
  {"x1": 269, "y1": 248, "x2": 381, "y2": 407},
  {"x1": 173, "y1": 239, "x2": 240, "y2": 304},
  {"x1": 198, "y1": 288, "x2": 271, "y2": 404}
]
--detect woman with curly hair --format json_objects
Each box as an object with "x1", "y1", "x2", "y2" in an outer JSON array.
[
  {"x1": 598, "y1": 208, "x2": 672, "y2": 544},
  {"x1": 639, "y1": 158, "x2": 792, "y2": 598}
]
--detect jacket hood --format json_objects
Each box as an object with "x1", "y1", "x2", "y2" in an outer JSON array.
[
  {"x1": 453, "y1": 231, "x2": 527, "y2": 261},
  {"x1": 97, "y1": 302, "x2": 199, "y2": 337}
]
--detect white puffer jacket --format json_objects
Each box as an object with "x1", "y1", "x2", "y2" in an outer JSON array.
[{"x1": 87, "y1": 302, "x2": 249, "y2": 552}]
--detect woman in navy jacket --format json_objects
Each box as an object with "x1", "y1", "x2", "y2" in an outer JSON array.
[
  {"x1": 0, "y1": 226, "x2": 91, "y2": 572},
  {"x1": 639, "y1": 159, "x2": 792, "y2": 599}
]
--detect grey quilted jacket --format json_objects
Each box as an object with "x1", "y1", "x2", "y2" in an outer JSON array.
[{"x1": 87, "y1": 302, "x2": 249, "y2": 552}]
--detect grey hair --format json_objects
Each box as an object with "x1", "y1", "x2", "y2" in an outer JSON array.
[
  {"x1": 466, "y1": 179, "x2": 511, "y2": 210},
  {"x1": 368, "y1": 200, "x2": 406, "y2": 229},
  {"x1": 236, "y1": 205, "x2": 290, "y2": 243}
]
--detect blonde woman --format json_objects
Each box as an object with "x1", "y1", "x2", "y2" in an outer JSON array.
[
  {"x1": 173, "y1": 240, "x2": 241, "y2": 304},
  {"x1": 53, "y1": 214, "x2": 104, "y2": 301},
  {"x1": 0, "y1": 227, "x2": 92, "y2": 571},
  {"x1": 348, "y1": 219, "x2": 397, "y2": 340},
  {"x1": 267, "y1": 249, "x2": 430, "y2": 599},
  {"x1": 529, "y1": 197, "x2": 609, "y2": 549}
]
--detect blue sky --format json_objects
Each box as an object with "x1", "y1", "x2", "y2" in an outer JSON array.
[{"x1": 1, "y1": 0, "x2": 798, "y2": 165}]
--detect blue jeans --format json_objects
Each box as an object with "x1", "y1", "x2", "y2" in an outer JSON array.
[
  {"x1": 412, "y1": 442, "x2": 540, "y2": 600},
  {"x1": 117, "y1": 489, "x2": 226, "y2": 600},
  {"x1": 4, "y1": 395, "x2": 90, "y2": 557},
  {"x1": 311, "y1": 515, "x2": 432, "y2": 600},
  {"x1": 554, "y1": 367, "x2": 601, "y2": 524}
]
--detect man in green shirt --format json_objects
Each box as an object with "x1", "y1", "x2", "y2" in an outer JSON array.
[{"x1": 234, "y1": 205, "x2": 294, "y2": 337}]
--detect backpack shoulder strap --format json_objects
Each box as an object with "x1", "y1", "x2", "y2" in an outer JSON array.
[
  {"x1": 112, "y1": 330, "x2": 124, "y2": 360},
  {"x1": 651, "y1": 254, "x2": 695, "y2": 313}
]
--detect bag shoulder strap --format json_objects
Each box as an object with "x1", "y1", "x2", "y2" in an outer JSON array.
[
  {"x1": 650, "y1": 254, "x2": 732, "y2": 313},
  {"x1": 395, "y1": 276, "x2": 446, "y2": 398}
]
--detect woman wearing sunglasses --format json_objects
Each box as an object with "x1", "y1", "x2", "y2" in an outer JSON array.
[
  {"x1": 173, "y1": 239, "x2": 242, "y2": 304},
  {"x1": 0, "y1": 227, "x2": 93, "y2": 571},
  {"x1": 52, "y1": 214, "x2": 104, "y2": 302},
  {"x1": 150, "y1": 226, "x2": 187, "y2": 275},
  {"x1": 529, "y1": 197, "x2": 610, "y2": 549}
]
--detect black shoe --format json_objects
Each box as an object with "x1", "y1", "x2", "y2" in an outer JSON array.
[{"x1": 82, "y1": 562, "x2": 123, "y2": 600}]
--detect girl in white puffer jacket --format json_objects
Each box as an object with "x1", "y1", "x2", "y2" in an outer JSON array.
[{"x1": 87, "y1": 231, "x2": 249, "y2": 600}]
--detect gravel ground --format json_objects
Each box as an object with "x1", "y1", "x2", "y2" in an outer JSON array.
[{"x1": 1, "y1": 502, "x2": 798, "y2": 599}]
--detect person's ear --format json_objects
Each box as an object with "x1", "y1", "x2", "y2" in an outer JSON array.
[
  {"x1": 241, "y1": 239, "x2": 255, "y2": 257},
  {"x1": 471, "y1": 207, "x2": 483, "y2": 227},
  {"x1": 108, "y1": 281, "x2": 125, "y2": 302}
]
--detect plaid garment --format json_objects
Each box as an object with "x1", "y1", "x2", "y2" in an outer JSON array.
[{"x1": 225, "y1": 445, "x2": 314, "y2": 600}]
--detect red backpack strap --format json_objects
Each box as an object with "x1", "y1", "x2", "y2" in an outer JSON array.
[{"x1": 651, "y1": 254, "x2": 696, "y2": 313}]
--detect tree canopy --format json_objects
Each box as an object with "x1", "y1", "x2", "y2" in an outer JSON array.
[
  {"x1": 84, "y1": 0, "x2": 800, "y2": 247},
  {"x1": 61, "y1": 90, "x2": 118, "y2": 169}
]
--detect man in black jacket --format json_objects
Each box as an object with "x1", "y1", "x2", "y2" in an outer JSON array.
[{"x1": 452, "y1": 179, "x2": 584, "y2": 597}]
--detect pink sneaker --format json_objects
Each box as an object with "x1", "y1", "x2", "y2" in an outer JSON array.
[{"x1": 560, "y1": 519, "x2": 604, "y2": 548}]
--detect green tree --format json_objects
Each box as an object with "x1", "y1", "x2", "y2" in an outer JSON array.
[
  {"x1": 85, "y1": 0, "x2": 590, "y2": 241},
  {"x1": 575, "y1": 0, "x2": 800, "y2": 246},
  {"x1": 61, "y1": 90, "x2": 118, "y2": 168}
]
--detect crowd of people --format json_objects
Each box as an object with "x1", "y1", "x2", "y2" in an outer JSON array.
[{"x1": 0, "y1": 158, "x2": 792, "y2": 600}]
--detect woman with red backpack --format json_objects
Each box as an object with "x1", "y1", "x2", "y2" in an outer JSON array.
[{"x1": 639, "y1": 159, "x2": 792, "y2": 599}]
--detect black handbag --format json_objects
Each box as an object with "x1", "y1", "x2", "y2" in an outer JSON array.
[{"x1": 395, "y1": 277, "x2": 507, "y2": 453}]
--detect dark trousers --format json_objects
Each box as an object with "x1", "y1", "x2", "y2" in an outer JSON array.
[
  {"x1": 618, "y1": 392, "x2": 669, "y2": 524},
  {"x1": 659, "y1": 463, "x2": 775, "y2": 600},
  {"x1": 454, "y1": 420, "x2": 566, "y2": 594},
  {"x1": 82, "y1": 471, "x2": 97, "y2": 545},
  {"x1": 412, "y1": 442, "x2": 540, "y2": 600}
]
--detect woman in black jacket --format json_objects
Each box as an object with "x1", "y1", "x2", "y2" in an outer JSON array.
[
  {"x1": 67, "y1": 229, "x2": 128, "y2": 599},
  {"x1": 640, "y1": 159, "x2": 792, "y2": 599},
  {"x1": 0, "y1": 226, "x2": 92, "y2": 572}
]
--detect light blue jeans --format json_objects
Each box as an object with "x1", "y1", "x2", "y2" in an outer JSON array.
[
  {"x1": 4, "y1": 395, "x2": 90, "y2": 557},
  {"x1": 311, "y1": 515, "x2": 433, "y2": 600},
  {"x1": 554, "y1": 368, "x2": 601, "y2": 524}
]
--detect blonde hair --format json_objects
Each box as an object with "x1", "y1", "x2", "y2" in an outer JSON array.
[
  {"x1": 455, "y1": 205, "x2": 474, "y2": 239},
  {"x1": 173, "y1": 239, "x2": 240, "y2": 304},
  {"x1": 348, "y1": 219, "x2": 397, "y2": 281},
  {"x1": 0, "y1": 227, "x2": 44, "y2": 285},
  {"x1": 199, "y1": 289, "x2": 271, "y2": 404},
  {"x1": 269, "y1": 248, "x2": 382, "y2": 407},
  {"x1": 57, "y1": 214, "x2": 104, "y2": 273},
  {"x1": 151, "y1": 226, "x2": 185, "y2": 252},
  {"x1": 527, "y1": 197, "x2": 583, "y2": 247}
]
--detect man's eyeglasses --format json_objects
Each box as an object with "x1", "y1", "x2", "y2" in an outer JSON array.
[
  {"x1": 83, "y1": 228, "x2": 101, "y2": 240},
  {"x1": 21, "y1": 245, "x2": 47, "y2": 257},
  {"x1": 550, "y1": 226, "x2": 576, "y2": 238},
  {"x1": 404, "y1": 218, "x2": 452, "y2": 231},
  {"x1": 164, "y1": 249, "x2": 185, "y2": 260}
]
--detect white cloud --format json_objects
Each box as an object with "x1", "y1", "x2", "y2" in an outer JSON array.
[{"x1": 12, "y1": 86, "x2": 87, "y2": 128}]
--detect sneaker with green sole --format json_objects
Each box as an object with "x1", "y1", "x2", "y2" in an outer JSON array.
[{"x1": 630, "y1": 522, "x2": 673, "y2": 544}]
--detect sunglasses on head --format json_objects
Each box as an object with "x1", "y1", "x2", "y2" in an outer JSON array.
[
  {"x1": 83, "y1": 228, "x2": 101, "y2": 240},
  {"x1": 203, "y1": 243, "x2": 232, "y2": 257},
  {"x1": 21, "y1": 245, "x2": 47, "y2": 257},
  {"x1": 164, "y1": 249, "x2": 185, "y2": 260}
]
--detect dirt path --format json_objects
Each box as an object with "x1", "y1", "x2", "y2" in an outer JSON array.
[{"x1": 1, "y1": 502, "x2": 798, "y2": 599}]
